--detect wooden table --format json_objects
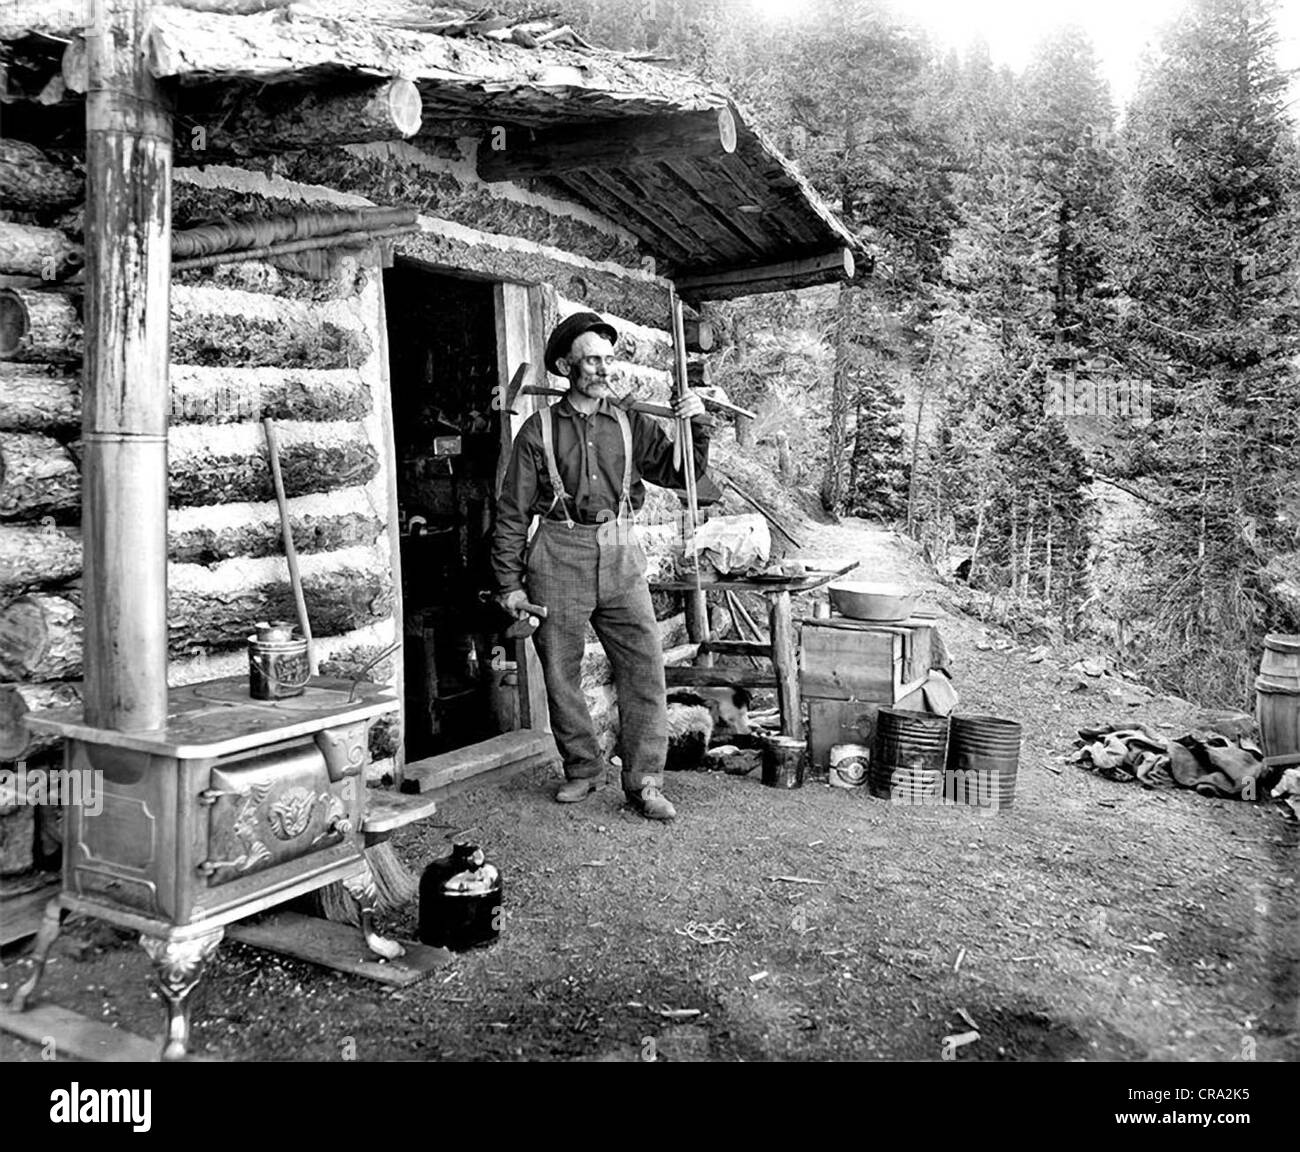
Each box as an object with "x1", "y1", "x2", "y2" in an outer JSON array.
[{"x1": 650, "y1": 562, "x2": 860, "y2": 739}]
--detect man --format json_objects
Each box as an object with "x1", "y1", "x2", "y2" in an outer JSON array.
[{"x1": 492, "y1": 311, "x2": 717, "y2": 821}]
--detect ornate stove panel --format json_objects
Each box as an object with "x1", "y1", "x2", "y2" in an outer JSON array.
[{"x1": 201, "y1": 741, "x2": 353, "y2": 886}]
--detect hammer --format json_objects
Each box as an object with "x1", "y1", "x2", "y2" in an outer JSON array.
[{"x1": 504, "y1": 600, "x2": 548, "y2": 639}]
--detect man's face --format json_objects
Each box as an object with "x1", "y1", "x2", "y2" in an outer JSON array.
[{"x1": 560, "y1": 330, "x2": 617, "y2": 400}]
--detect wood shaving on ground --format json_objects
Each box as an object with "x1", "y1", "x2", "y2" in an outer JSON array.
[
  {"x1": 659, "y1": 1008, "x2": 701, "y2": 1019},
  {"x1": 675, "y1": 919, "x2": 735, "y2": 945},
  {"x1": 768, "y1": 875, "x2": 825, "y2": 885},
  {"x1": 749, "y1": 970, "x2": 769, "y2": 983},
  {"x1": 942, "y1": 1030, "x2": 980, "y2": 1057},
  {"x1": 956, "y1": 1007, "x2": 979, "y2": 1031}
]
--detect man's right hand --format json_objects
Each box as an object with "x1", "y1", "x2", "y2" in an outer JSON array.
[{"x1": 499, "y1": 589, "x2": 530, "y2": 615}]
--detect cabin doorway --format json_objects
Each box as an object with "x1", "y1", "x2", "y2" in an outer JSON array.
[{"x1": 383, "y1": 260, "x2": 509, "y2": 762}]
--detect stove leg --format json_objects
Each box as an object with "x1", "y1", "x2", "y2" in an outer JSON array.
[
  {"x1": 140, "y1": 929, "x2": 223, "y2": 1062},
  {"x1": 342, "y1": 866, "x2": 405, "y2": 961},
  {"x1": 10, "y1": 898, "x2": 65, "y2": 1011}
]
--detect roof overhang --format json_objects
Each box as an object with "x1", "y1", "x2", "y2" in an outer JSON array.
[{"x1": 2, "y1": 2, "x2": 864, "y2": 299}]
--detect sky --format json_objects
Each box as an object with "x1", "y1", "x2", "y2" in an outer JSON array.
[{"x1": 746, "y1": 0, "x2": 1300, "y2": 109}]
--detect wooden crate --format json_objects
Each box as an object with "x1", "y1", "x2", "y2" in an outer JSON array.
[
  {"x1": 801, "y1": 618, "x2": 938, "y2": 772},
  {"x1": 800, "y1": 618, "x2": 934, "y2": 700},
  {"x1": 799, "y1": 620, "x2": 902, "y2": 701}
]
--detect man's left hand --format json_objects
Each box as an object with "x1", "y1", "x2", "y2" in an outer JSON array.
[{"x1": 673, "y1": 385, "x2": 728, "y2": 423}]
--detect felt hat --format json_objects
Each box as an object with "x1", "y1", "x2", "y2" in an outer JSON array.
[{"x1": 544, "y1": 311, "x2": 618, "y2": 376}]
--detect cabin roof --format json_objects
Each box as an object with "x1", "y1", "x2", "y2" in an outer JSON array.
[{"x1": 1, "y1": 2, "x2": 861, "y2": 294}]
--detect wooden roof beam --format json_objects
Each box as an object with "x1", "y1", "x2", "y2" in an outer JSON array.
[
  {"x1": 676, "y1": 248, "x2": 856, "y2": 302},
  {"x1": 478, "y1": 107, "x2": 736, "y2": 183}
]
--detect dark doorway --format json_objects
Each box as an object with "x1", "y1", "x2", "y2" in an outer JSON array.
[{"x1": 383, "y1": 260, "x2": 508, "y2": 761}]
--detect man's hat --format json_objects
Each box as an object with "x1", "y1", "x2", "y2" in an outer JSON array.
[{"x1": 544, "y1": 311, "x2": 618, "y2": 376}]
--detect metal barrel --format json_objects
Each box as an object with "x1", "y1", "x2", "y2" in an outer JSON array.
[
  {"x1": 869, "y1": 707, "x2": 949, "y2": 801},
  {"x1": 945, "y1": 713, "x2": 1022, "y2": 812}
]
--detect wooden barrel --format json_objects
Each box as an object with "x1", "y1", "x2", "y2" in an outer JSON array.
[
  {"x1": 945, "y1": 713, "x2": 1022, "y2": 812},
  {"x1": 869, "y1": 706, "x2": 949, "y2": 802},
  {"x1": 1255, "y1": 677, "x2": 1300, "y2": 763},
  {"x1": 1258, "y1": 634, "x2": 1300, "y2": 691}
]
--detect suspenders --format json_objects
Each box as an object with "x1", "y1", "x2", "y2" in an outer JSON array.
[{"x1": 538, "y1": 403, "x2": 633, "y2": 528}]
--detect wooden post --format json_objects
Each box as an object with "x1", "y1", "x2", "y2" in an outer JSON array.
[
  {"x1": 494, "y1": 282, "x2": 550, "y2": 732},
  {"x1": 670, "y1": 286, "x2": 711, "y2": 667},
  {"x1": 769, "y1": 590, "x2": 802, "y2": 740},
  {"x1": 81, "y1": 0, "x2": 172, "y2": 731}
]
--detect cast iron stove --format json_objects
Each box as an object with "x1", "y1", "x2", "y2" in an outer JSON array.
[{"x1": 11, "y1": 675, "x2": 398, "y2": 1059}]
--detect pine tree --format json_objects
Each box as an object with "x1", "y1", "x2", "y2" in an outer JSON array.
[{"x1": 1116, "y1": 0, "x2": 1300, "y2": 703}]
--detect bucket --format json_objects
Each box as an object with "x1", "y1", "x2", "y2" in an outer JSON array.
[
  {"x1": 945, "y1": 713, "x2": 1022, "y2": 812},
  {"x1": 761, "y1": 736, "x2": 807, "y2": 789},
  {"x1": 1255, "y1": 676, "x2": 1300, "y2": 763},
  {"x1": 248, "y1": 621, "x2": 310, "y2": 700},
  {"x1": 829, "y1": 743, "x2": 869, "y2": 789},
  {"x1": 1259, "y1": 634, "x2": 1300, "y2": 691},
  {"x1": 869, "y1": 707, "x2": 949, "y2": 801}
]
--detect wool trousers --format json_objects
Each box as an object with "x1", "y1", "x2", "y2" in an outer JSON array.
[{"x1": 525, "y1": 518, "x2": 667, "y2": 794}]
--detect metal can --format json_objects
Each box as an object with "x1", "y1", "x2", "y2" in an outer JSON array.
[
  {"x1": 829, "y1": 743, "x2": 870, "y2": 788},
  {"x1": 418, "y1": 843, "x2": 503, "y2": 952},
  {"x1": 248, "y1": 622, "x2": 310, "y2": 700}
]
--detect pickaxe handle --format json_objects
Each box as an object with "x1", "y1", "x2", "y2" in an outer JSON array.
[{"x1": 520, "y1": 386, "x2": 754, "y2": 422}]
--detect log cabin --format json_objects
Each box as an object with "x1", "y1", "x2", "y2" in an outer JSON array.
[{"x1": 0, "y1": 0, "x2": 860, "y2": 886}]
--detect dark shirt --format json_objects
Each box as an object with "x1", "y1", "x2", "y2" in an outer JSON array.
[{"x1": 492, "y1": 396, "x2": 711, "y2": 593}]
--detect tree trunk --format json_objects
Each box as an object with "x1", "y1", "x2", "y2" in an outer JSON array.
[
  {"x1": 170, "y1": 365, "x2": 373, "y2": 424},
  {"x1": 168, "y1": 556, "x2": 394, "y2": 651},
  {"x1": 0, "y1": 593, "x2": 83, "y2": 681},
  {"x1": 0, "y1": 680, "x2": 81, "y2": 758},
  {"x1": 1044, "y1": 496, "x2": 1054, "y2": 607},
  {"x1": 969, "y1": 497, "x2": 987, "y2": 586},
  {"x1": 776, "y1": 432, "x2": 793, "y2": 480},
  {"x1": 169, "y1": 502, "x2": 384, "y2": 565},
  {"x1": 1009, "y1": 502, "x2": 1019, "y2": 594},
  {"x1": 181, "y1": 78, "x2": 423, "y2": 158},
  {"x1": 0, "y1": 524, "x2": 82, "y2": 593},
  {"x1": 0, "y1": 223, "x2": 83, "y2": 281},
  {"x1": 820, "y1": 282, "x2": 852, "y2": 514},
  {"x1": 0, "y1": 288, "x2": 82, "y2": 362},
  {"x1": 0, "y1": 363, "x2": 372, "y2": 430},
  {"x1": 0, "y1": 364, "x2": 80, "y2": 432},
  {"x1": 168, "y1": 426, "x2": 378, "y2": 506},
  {"x1": 735, "y1": 413, "x2": 753, "y2": 447},
  {"x1": 0, "y1": 140, "x2": 83, "y2": 213},
  {"x1": 0, "y1": 432, "x2": 81, "y2": 521}
]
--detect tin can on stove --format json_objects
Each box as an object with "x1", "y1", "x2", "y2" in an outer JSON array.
[{"x1": 248, "y1": 621, "x2": 311, "y2": 700}]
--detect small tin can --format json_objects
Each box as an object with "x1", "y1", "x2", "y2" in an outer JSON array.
[
  {"x1": 761, "y1": 736, "x2": 807, "y2": 789},
  {"x1": 248, "y1": 621, "x2": 311, "y2": 700},
  {"x1": 829, "y1": 743, "x2": 870, "y2": 788}
]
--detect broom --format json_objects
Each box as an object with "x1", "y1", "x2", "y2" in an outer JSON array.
[{"x1": 262, "y1": 418, "x2": 417, "y2": 919}]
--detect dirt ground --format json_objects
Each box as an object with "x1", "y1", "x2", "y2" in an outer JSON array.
[{"x1": 2, "y1": 518, "x2": 1297, "y2": 1062}]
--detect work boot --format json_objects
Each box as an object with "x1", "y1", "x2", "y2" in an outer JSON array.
[
  {"x1": 555, "y1": 778, "x2": 598, "y2": 804},
  {"x1": 626, "y1": 784, "x2": 676, "y2": 821}
]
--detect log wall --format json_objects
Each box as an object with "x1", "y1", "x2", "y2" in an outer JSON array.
[{"x1": 0, "y1": 134, "x2": 713, "y2": 822}]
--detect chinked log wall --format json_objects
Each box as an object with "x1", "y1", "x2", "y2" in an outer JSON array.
[{"x1": 0, "y1": 135, "x2": 698, "y2": 792}]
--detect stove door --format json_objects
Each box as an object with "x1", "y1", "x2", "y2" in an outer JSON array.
[{"x1": 201, "y1": 741, "x2": 351, "y2": 887}]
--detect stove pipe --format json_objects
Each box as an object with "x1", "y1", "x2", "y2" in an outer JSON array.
[{"x1": 81, "y1": 0, "x2": 172, "y2": 732}]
